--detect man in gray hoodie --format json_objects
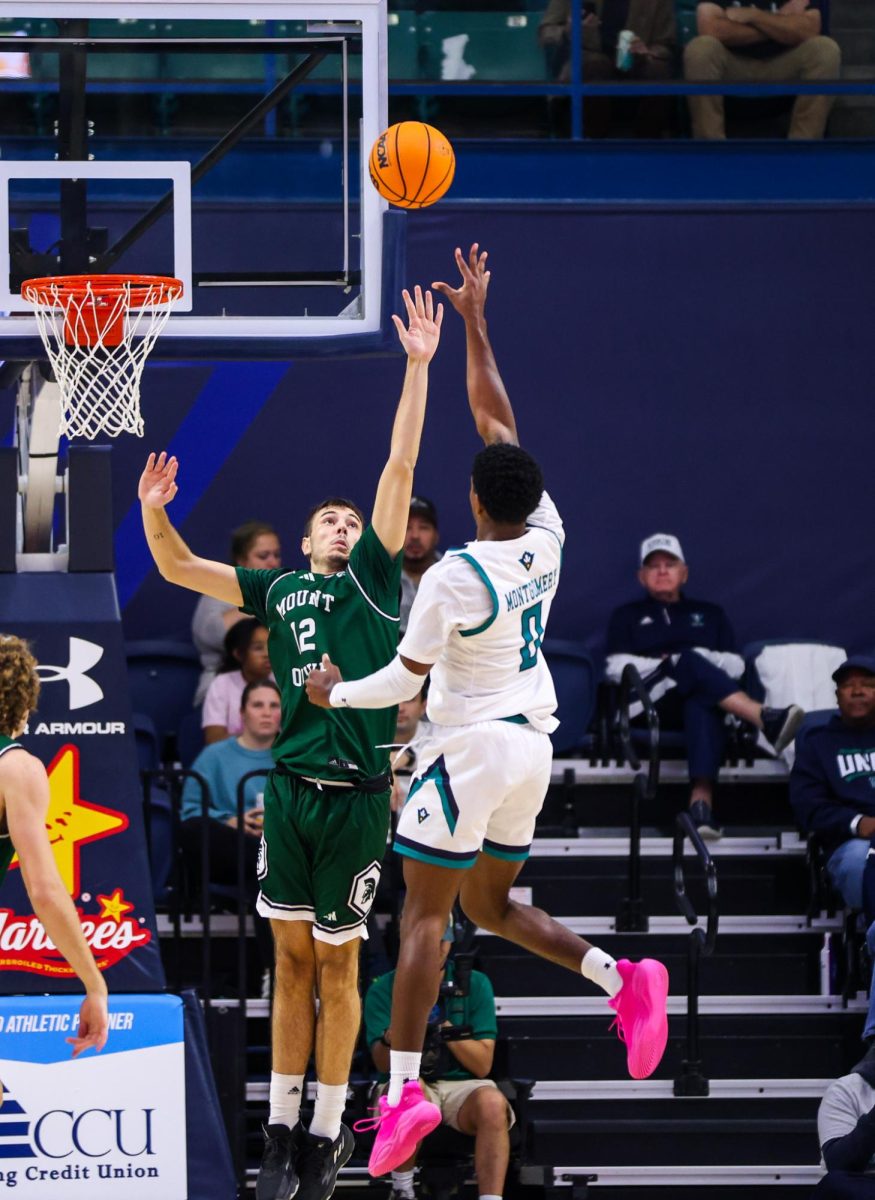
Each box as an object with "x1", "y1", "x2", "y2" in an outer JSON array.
[{"x1": 817, "y1": 1044, "x2": 875, "y2": 1195}]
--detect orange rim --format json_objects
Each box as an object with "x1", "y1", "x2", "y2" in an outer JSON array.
[{"x1": 22, "y1": 273, "x2": 184, "y2": 308}]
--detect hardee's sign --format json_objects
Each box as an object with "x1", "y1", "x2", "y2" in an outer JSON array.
[{"x1": 2, "y1": 745, "x2": 151, "y2": 977}]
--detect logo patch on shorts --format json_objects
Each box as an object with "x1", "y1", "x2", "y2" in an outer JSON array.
[
  {"x1": 348, "y1": 860, "x2": 381, "y2": 917},
  {"x1": 256, "y1": 835, "x2": 267, "y2": 881},
  {"x1": 417, "y1": 807, "x2": 429, "y2": 824}
]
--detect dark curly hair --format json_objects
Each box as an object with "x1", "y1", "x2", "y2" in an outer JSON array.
[
  {"x1": 0, "y1": 635, "x2": 40, "y2": 737},
  {"x1": 471, "y1": 443, "x2": 544, "y2": 524}
]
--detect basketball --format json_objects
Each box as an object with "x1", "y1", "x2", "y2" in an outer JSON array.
[{"x1": 368, "y1": 121, "x2": 455, "y2": 210}]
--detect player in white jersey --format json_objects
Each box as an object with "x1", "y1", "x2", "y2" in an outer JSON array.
[{"x1": 306, "y1": 245, "x2": 669, "y2": 1176}]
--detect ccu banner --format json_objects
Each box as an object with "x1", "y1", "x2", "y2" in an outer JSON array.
[
  {"x1": 0, "y1": 574, "x2": 164, "y2": 992},
  {"x1": 0, "y1": 994, "x2": 186, "y2": 1198}
]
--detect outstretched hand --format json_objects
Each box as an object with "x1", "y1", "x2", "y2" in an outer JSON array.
[
  {"x1": 432, "y1": 244, "x2": 490, "y2": 322},
  {"x1": 306, "y1": 654, "x2": 343, "y2": 708},
  {"x1": 138, "y1": 451, "x2": 179, "y2": 509},
  {"x1": 392, "y1": 285, "x2": 443, "y2": 363}
]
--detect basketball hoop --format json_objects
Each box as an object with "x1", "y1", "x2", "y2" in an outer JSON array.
[{"x1": 21, "y1": 274, "x2": 184, "y2": 440}]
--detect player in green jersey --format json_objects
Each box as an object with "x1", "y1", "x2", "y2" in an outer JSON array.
[
  {"x1": 0, "y1": 635, "x2": 109, "y2": 1107},
  {"x1": 138, "y1": 284, "x2": 443, "y2": 1200}
]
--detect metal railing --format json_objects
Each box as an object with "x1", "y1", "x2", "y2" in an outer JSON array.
[
  {"x1": 672, "y1": 809, "x2": 719, "y2": 1097},
  {"x1": 615, "y1": 663, "x2": 659, "y2": 932}
]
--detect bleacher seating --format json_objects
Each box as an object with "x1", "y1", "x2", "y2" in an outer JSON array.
[{"x1": 125, "y1": 639, "x2": 201, "y2": 755}]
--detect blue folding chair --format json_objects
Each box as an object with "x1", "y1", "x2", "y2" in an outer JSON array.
[
  {"x1": 542, "y1": 639, "x2": 597, "y2": 757},
  {"x1": 125, "y1": 640, "x2": 201, "y2": 749}
]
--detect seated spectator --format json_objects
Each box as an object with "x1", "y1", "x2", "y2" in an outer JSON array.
[
  {"x1": 606, "y1": 532, "x2": 804, "y2": 838},
  {"x1": 684, "y1": 1, "x2": 840, "y2": 140},
  {"x1": 181, "y1": 679, "x2": 280, "y2": 985},
  {"x1": 815, "y1": 1042, "x2": 875, "y2": 1196},
  {"x1": 391, "y1": 685, "x2": 430, "y2": 814},
  {"x1": 363, "y1": 920, "x2": 513, "y2": 1200},
  {"x1": 202, "y1": 618, "x2": 273, "y2": 745},
  {"x1": 790, "y1": 657, "x2": 875, "y2": 1048},
  {"x1": 400, "y1": 497, "x2": 441, "y2": 636},
  {"x1": 539, "y1": 0, "x2": 677, "y2": 138},
  {"x1": 192, "y1": 520, "x2": 281, "y2": 703}
]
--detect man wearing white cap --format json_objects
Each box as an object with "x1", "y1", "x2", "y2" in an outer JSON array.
[{"x1": 606, "y1": 532, "x2": 804, "y2": 837}]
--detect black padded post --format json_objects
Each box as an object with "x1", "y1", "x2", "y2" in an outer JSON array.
[
  {"x1": 0, "y1": 447, "x2": 16, "y2": 572},
  {"x1": 67, "y1": 445, "x2": 114, "y2": 572}
]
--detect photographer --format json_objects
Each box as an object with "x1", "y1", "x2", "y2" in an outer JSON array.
[{"x1": 363, "y1": 920, "x2": 513, "y2": 1200}]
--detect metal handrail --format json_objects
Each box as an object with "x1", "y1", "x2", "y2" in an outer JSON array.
[
  {"x1": 616, "y1": 664, "x2": 659, "y2": 932},
  {"x1": 673, "y1": 810, "x2": 719, "y2": 1096},
  {"x1": 617, "y1": 663, "x2": 660, "y2": 796}
]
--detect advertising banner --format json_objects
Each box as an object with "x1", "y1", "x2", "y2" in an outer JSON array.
[
  {"x1": 0, "y1": 993, "x2": 186, "y2": 1198},
  {"x1": 0, "y1": 574, "x2": 164, "y2": 992}
]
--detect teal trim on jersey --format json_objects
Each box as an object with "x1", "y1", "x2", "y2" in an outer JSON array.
[
  {"x1": 500, "y1": 714, "x2": 528, "y2": 725},
  {"x1": 455, "y1": 553, "x2": 499, "y2": 638},
  {"x1": 482, "y1": 842, "x2": 530, "y2": 863},
  {"x1": 393, "y1": 841, "x2": 478, "y2": 870}
]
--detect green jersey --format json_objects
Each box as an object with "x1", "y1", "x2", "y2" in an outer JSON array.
[
  {"x1": 236, "y1": 524, "x2": 402, "y2": 783},
  {"x1": 0, "y1": 734, "x2": 23, "y2": 885}
]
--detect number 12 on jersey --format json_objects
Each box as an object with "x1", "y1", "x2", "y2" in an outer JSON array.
[
  {"x1": 290, "y1": 618, "x2": 316, "y2": 654},
  {"x1": 519, "y1": 601, "x2": 544, "y2": 672}
]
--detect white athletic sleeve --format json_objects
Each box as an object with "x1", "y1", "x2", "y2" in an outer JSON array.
[
  {"x1": 525, "y1": 490, "x2": 565, "y2": 547},
  {"x1": 398, "y1": 558, "x2": 492, "y2": 664}
]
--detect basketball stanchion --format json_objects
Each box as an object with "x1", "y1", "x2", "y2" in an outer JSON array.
[{"x1": 21, "y1": 273, "x2": 183, "y2": 439}]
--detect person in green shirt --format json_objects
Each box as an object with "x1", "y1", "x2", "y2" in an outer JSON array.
[
  {"x1": 0, "y1": 634, "x2": 109, "y2": 1107},
  {"x1": 137, "y1": 284, "x2": 443, "y2": 1200},
  {"x1": 363, "y1": 922, "x2": 512, "y2": 1200}
]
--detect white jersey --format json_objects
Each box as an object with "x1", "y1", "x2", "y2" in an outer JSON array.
[{"x1": 398, "y1": 491, "x2": 564, "y2": 733}]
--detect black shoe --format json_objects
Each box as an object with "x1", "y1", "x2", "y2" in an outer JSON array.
[
  {"x1": 297, "y1": 1124, "x2": 355, "y2": 1200},
  {"x1": 257, "y1": 1122, "x2": 301, "y2": 1200},
  {"x1": 761, "y1": 704, "x2": 805, "y2": 755},
  {"x1": 689, "y1": 799, "x2": 723, "y2": 842}
]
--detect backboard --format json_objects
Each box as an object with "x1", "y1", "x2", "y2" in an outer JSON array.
[{"x1": 0, "y1": 1, "x2": 398, "y2": 360}]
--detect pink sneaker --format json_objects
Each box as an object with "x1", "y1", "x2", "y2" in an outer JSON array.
[
  {"x1": 608, "y1": 958, "x2": 669, "y2": 1079},
  {"x1": 356, "y1": 1081, "x2": 441, "y2": 1177}
]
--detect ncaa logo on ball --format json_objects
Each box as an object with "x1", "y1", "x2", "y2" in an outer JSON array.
[{"x1": 375, "y1": 133, "x2": 390, "y2": 170}]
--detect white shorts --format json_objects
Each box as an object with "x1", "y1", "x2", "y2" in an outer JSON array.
[{"x1": 393, "y1": 718, "x2": 552, "y2": 869}]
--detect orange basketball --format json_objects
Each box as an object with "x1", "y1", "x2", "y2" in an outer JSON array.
[{"x1": 369, "y1": 122, "x2": 455, "y2": 210}]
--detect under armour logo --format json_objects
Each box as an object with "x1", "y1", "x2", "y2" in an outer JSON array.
[
  {"x1": 417, "y1": 807, "x2": 429, "y2": 824},
  {"x1": 35, "y1": 637, "x2": 104, "y2": 711},
  {"x1": 519, "y1": 550, "x2": 535, "y2": 571}
]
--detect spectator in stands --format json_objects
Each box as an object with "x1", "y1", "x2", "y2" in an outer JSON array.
[
  {"x1": 391, "y1": 685, "x2": 429, "y2": 814},
  {"x1": 192, "y1": 520, "x2": 281, "y2": 703},
  {"x1": 401, "y1": 497, "x2": 441, "y2": 635},
  {"x1": 202, "y1": 618, "x2": 273, "y2": 745},
  {"x1": 539, "y1": 0, "x2": 677, "y2": 138},
  {"x1": 606, "y1": 532, "x2": 804, "y2": 839},
  {"x1": 684, "y1": 1, "x2": 841, "y2": 140},
  {"x1": 181, "y1": 679, "x2": 280, "y2": 984},
  {"x1": 815, "y1": 1042, "x2": 875, "y2": 1195},
  {"x1": 790, "y1": 657, "x2": 875, "y2": 1049},
  {"x1": 364, "y1": 919, "x2": 513, "y2": 1200}
]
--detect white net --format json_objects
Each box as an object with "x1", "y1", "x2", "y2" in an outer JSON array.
[{"x1": 22, "y1": 276, "x2": 183, "y2": 440}]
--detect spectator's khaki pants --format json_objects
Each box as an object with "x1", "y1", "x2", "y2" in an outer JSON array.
[{"x1": 684, "y1": 35, "x2": 841, "y2": 139}]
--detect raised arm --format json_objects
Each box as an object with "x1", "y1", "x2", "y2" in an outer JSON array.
[
  {"x1": 138, "y1": 452, "x2": 243, "y2": 605},
  {"x1": 371, "y1": 287, "x2": 443, "y2": 557},
  {"x1": 432, "y1": 244, "x2": 518, "y2": 447},
  {"x1": 3, "y1": 754, "x2": 109, "y2": 1057}
]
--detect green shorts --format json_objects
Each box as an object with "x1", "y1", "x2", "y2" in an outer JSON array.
[{"x1": 255, "y1": 771, "x2": 391, "y2": 945}]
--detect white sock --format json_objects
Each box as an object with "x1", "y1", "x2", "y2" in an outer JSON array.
[
  {"x1": 269, "y1": 1072, "x2": 305, "y2": 1129},
  {"x1": 388, "y1": 1050, "x2": 422, "y2": 1105},
  {"x1": 480, "y1": 1194, "x2": 503, "y2": 1200},
  {"x1": 309, "y1": 1081, "x2": 348, "y2": 1142},
  {"x1": 581, "y1": 947, "x2": 623, "y2": 998},
  {"x1": 392, "y1": 1169, "x2": 416, "y2": 1197}
]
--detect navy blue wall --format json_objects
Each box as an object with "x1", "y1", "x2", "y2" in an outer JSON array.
[{"x1": 83, "y1": 203, "x2": 875, "y2": 659}]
